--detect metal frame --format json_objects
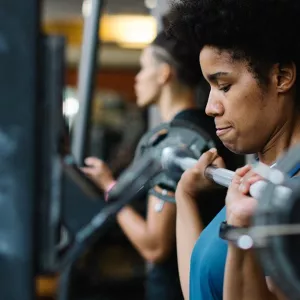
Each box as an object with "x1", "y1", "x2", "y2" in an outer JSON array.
[
  {"x1": 71, "y1": 0, "x2": 105, "y2": 165},
  {"x1": 37, "y1": 34, "x2": 66, "y2": 274},
  {"x1": 0, "y1": 0, "x2": 40, "y2": 299}
]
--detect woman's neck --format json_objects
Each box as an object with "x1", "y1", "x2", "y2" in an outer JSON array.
[
  {"x1": 258, "y1": 110, "x2": 300, "y2": 165},
  {"x1": 157, "y1": 88, "x2": 197, "y2": 122}
]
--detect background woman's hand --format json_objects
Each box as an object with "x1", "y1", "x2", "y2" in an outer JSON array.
[
  {"x1": 176, "y1": 148, "x2": 226, "y2": 202},
  {"x1": 81, "y1": 157, "x2": 115, "y2": 191}
]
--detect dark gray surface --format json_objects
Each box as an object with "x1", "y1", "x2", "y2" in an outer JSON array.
[
  {"x1": 71, "y1": 0, "x2": 104, "y2": 165},
  {"x1": 0, "y1": 0, "x2": 39, "y2": 298}
]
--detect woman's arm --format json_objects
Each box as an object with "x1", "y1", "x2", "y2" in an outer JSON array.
[
  {"x1": 224, "y1": 245, "x2": 278, "y2": 300},
  {"x1": 175, "y1": 187, "x2": 203, "y2": 300},
  {"x1": 175, "y1": 148, "x2": 226, "y2": 299},
  {"x1": 82, "y1": 157, "x2": 177, "y2": 263},
  {"x1": 117, "y1": 194, "x2": 176, "y2": 263},
  {"x1": 223, "y1": 166, "x2": 286, "y2": 300}
]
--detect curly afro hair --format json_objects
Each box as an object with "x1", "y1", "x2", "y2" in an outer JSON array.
[
  {"x1": 150, "y1": 15, "x2": 203, "y2": 88},
  {"x1": 168, "y1": 0, "x2": 300, "y2": 89}
]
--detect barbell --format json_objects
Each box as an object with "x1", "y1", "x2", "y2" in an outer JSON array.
[
  {"x1": 164, "y1": 143, "x2": 300, "y2": 300},
  {"x1": 120, "y1": 118, "x2": 241, "y2": 203},
  {"x1": 113, "y1": 120, "x2": 264, "y2": 202},
  {"x1": 127, "y1": 118, "x2": 217, "y2": 203},
  {"x1": 161, "y1": 146, "x2": 265, "y2": 198},
  {"x1": 112, "y1": 120, "x2": 300, "y2": 299},
  {"x1": 202, "y1": 143, "x2": 300, "y2": 300}
]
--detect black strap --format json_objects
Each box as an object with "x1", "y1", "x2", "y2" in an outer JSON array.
[{"x1": 219, "y1": 221, "x2": 246, "y2": 241}]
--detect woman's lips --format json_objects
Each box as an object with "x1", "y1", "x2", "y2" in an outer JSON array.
[{"x1": 216, "y1": 126, "x2": 232, "y2": 137}]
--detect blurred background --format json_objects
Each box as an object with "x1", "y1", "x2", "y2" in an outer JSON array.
[{"x1": 38, "y1": 1, "x2": 172, "y2": 299}]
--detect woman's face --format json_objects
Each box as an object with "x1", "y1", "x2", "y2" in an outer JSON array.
[
  {"x1": 134, "y1": 47, "x2": 162, "y2": 108},
  {"x1": 200, "y1": 46, "x2": 283, "y2": 154}
]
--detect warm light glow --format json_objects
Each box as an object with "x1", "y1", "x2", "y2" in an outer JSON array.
[
  {"x1": 117, "y1": 42, "x2": 151, "y2": 49},
  {"x1": 43, "y1": 14, "x2": 157, "y2": 49},
  {"x1": 100, "y1": 15, "x2": 157, "y2": 48}
]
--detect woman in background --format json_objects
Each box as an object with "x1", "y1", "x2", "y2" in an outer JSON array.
[{"x1": 83, "y1": 17, "x2": 240, "y2": 300}]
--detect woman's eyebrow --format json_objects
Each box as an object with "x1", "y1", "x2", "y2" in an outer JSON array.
[{"x1": 207, "y1": 72, "x2": 230, "y2": 82}]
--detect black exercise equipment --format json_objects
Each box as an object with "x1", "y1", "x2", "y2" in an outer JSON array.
[
  {"x1": 0, "y1": 1, "x2": 217, "y2": 299},
  {"x1": 57, "y1": 120, "x2": 218, "y2": 298},
  {"x1": 71, "y1": 0, "x2": 105, "y2": 166},
  {"x1": 133, "y1": 119, "x2": 216, "y2": 202},
  {"x1": 0, "y1": 1, "x2": 108, "y2": 299},
  {"x1": 254, "y1": 144, "x2": 300, "y2": 300},
  {"x1": 0, "y1": 1, "x2": 40, "y2": 299}
]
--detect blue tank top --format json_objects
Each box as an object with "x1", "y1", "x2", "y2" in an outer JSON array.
[{"x1": 189, "y1": 166, "x2": 300, "y2": 300}]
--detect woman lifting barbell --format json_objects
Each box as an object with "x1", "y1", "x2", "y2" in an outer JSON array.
[{"x1": 169, "y1": 0, "x2": 300, "y2": 299}]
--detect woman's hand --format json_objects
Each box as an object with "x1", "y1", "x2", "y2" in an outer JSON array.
[
  {"x1": 226, "y1": 165, "x2": 263, "y2": 227},
  {"x1": 176, "y1": 148, "x2": 226, "y2": 202},
  {"x1": 81, "y1": 157, "x2": 115, "y2": 191}
]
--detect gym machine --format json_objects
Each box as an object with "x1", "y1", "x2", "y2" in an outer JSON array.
[
  {"x1": 0, "y1": 0, "x2": 216, "y2": 298},
  {"x1": 0, "y1": 0, "x2": 110, "y2": 299}
]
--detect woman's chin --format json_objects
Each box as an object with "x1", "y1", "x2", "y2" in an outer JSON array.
[
  {"x1": 136, "y1": 98, "x2": 148, "y2": 108},
  {"x1": 222, "y1": 141, "x2": 244, "y2": 155},
  {"x1": 223, "y1": 141, "x2": 258, "y2": 156},
  {"x1": 137, "y1": 98, "x2": 155, "y2": 109}
]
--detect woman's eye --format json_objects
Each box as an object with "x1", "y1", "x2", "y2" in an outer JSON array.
[{"x1": 219, "y1": 85, "x2": 231, "y2": 93}]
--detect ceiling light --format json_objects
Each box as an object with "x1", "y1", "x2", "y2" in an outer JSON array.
[
  {"x1": 44, "y1": 14, "x2": 157, "y2": 49},
  {"x1": 101, "y1": 15, "x2": 157, "y2": 48}
]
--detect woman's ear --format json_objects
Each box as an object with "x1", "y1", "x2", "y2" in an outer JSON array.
[
  {"x1": 276, "y1": 62, "x2": 297, "y2": 93},
  {"x1": 157, "y1": 63, "x2": 173, "y2": 85}
]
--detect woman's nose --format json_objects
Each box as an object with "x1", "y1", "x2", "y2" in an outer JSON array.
[{"x1": 205, "y1": 90, "x2": 225, "y2": 117}]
